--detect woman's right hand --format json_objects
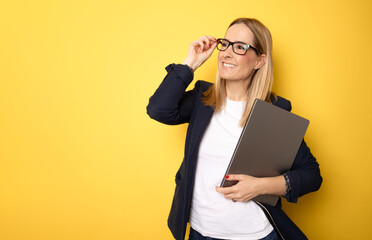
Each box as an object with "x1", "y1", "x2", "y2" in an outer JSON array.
[{"x1": 182, "y1": 35, "x2": 217, "y2": 72}]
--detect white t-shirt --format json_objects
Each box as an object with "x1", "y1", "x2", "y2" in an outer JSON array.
[{"x1": 189, "y1": 98, "x2": 273, "y2": 240}]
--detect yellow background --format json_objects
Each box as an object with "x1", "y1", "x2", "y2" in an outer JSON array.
[{"x1": 1, "y1": 0, "x2": 371, "y2": 239}]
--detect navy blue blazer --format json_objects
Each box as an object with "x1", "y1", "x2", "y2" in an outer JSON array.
[{"x1": 147, "y1": 64, "x2": 322, "y2": 240}]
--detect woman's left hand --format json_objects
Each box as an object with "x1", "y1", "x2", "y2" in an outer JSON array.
[
  {"x1": 215, "y1": 174, "x2": 286, "y2": 202},
  {"x1": 215, "y1": 175, "x2": 263, "y2": 202}
]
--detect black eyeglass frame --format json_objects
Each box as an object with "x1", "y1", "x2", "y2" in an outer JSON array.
[{"x1": 216, "y1": 38, "x2": 259, "y2": 55}]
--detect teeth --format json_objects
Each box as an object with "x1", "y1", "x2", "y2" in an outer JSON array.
[{"x1": 223, "y1": 63, "x2": 236, "y2": 67}]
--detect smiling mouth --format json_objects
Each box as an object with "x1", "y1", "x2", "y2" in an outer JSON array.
[{"x1": 223, "y1": 62, "x2": 236, "y2": 68}]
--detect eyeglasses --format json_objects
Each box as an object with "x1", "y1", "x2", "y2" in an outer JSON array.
[{"x1": 216, "y1": 38, "x2": 259, "y2": 55}]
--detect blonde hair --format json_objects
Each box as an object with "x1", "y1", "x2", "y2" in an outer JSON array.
[{"x1": 203, "y1": 18, "x2": 274, "y2": 127}]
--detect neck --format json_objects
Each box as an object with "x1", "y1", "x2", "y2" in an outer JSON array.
[{"x1": 226, "y1": 79, "x2": 251, "y2": 101}]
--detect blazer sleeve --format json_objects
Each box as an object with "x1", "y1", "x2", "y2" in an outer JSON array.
[
  {"x1": 283, "y1": 140, "x2": 323, "y2": 203},
  {"x1": 146, "y1": 64, "x2": 199, "y2": 125}
]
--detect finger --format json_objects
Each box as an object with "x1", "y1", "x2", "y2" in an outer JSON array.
[
  {"x1": 191, "y1": 40, "x2": 204, "y2": 52},
  {"x1": 199, "y1": 39, "x2": 209, "y2": 52},
  {"x1": 200, "y1": 36, "x2": 212, "y2": 50},
  {"x1": 207, "y1": 35, "x2": 216, "y2": 41},
  {"x1": 225, "y1": 174, "x2": 246, "y2": 182},
  {"x1": 225, "y1": 194, "x2": 235, "y2": 201},
  {"x1": 215, "y1": 186, "x2": 235, "y2": 195},
  {"x1": 226, "y1": 191, "x2": 255, "y2": 202},
  {"x1": 202, "y1": 35, "x2": 217, "y2": 44},
  {"x1": 201, "y1": 35, "x2": 217, "y2": 51},
  {"x1": 190, "y1": 39, "x2": 204, "y2": 51},
  {"x1": 206, "y1": 41, "x2": 217, "y2": 53},
  {"x1": 206, "y1": 35, "x2": 217, "y2": 46},
  {"x1": 216, "y1": 187, "x2": 236, "y2": 201}
]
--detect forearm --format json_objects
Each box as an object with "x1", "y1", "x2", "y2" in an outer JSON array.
[{"x1": 259, "y1": 175, "x2": 286, "y2": 196}]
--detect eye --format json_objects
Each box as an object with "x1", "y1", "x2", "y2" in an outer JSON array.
[
  {"x1": 219, "y1": 40, "x2": 228, "y2": 47},
  {"x1": 236, "y1": 44, "x2": 248, "y2": 50},
  {"x1": 217, "y1": 39, "x2": 229, "y2": 50}
]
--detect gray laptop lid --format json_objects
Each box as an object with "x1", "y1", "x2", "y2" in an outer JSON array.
[{"x1": 220, "y1": 98, "x2": 309, "y2": 206}]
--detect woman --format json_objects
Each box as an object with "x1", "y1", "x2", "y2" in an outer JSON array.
[{"x1": 147, "y1": 18, "x2": 322, "y2": 240}]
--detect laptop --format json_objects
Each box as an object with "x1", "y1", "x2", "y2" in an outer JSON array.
[{"x1": 220, "y1": 98, "x2": 310, "y2": 206}]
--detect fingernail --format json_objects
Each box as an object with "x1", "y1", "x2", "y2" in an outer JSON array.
[{"x1": 225, "y1": 175, "x2": 229, "y2": 179}]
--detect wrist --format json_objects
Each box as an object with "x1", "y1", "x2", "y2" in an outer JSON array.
[{"x1": 182, "y1": 58, "x2": 198, "y2": 72}]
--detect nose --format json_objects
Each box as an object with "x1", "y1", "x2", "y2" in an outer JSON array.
[{"x1": 221, "y1": 45, "x2": 234, "y2": 59}]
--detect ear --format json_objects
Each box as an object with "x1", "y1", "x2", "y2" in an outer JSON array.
[{"x1": 254, "y1": 54, "x2": 267, "y2": 70}]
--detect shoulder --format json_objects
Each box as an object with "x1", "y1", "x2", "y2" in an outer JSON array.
[
  {"x1": 270, "y1": 94, "x2": 292, "y2": 112},
  {"x1": 194, "y1": 80, "x2": 213, "y2": 93}
]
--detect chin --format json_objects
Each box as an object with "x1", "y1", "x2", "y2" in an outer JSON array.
[
  {"x1": 219, "y1": 70, "x2": 235, "y2": 80},
  {"x1": 219, "y1": 72, "x2": 239, "y2": 81}
]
